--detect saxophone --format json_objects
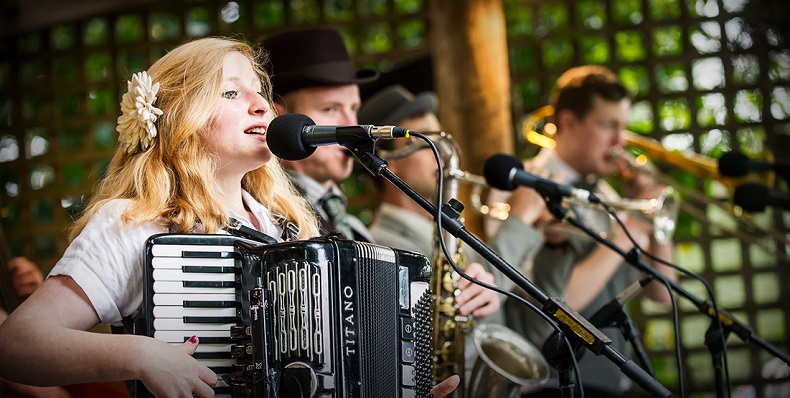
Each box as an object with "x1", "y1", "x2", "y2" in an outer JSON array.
[
  {"x1": 379, "y1": 132, "x2": 550, "y2": 398},
  {"x1": 429, "y1": 133, "x2": 474, "y2": 398}
]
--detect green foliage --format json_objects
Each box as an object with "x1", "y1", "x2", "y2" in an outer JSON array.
[
  {"x1": 290, "y1": 0, "x2": 321, "y2": 23},
  {"x1": 510, "y1": 44, "x2": 538, "y2": 72},
  {"x1": 324, "y1": 0, "x2": 353, "y2": 22},
  {"x1": 188, "y1": 7, "x2": 214, "y2": 36},
  {"x1": 58, "y1": 93, "x2": 81, "y2": 118},
  {"x1": 732, "y1": 54, "x2": 760, "y2": 86},
  {"x1": 649, "y1": 0, "x2": 681, "y2": 20},
  {"x1": 506, "y1": 6, "x2": 533, "y2": 38},
  {"x1": 771, "y1": 86, "x2": 790, "y2": 120},
  {"x1": 54, "y1": 56, "x2": 79, "y2": 81},
  {"x1": 63, "y1": 162, "x2": 87, "y2": 189},
  {"x1": 18, "y1": 32, "x2": 41, "y2": 55},
  {"x1": 628, "y1": 100, "x2": 654, "y2": 133},
  {"x1": 84, "y1": 18, "x2": 109, "y2": 46},
  {"x1": 612, "y1": 0, "x2": 643, "y2": 25},
  {"x1": 768, "y1": 50, "x2": 790, "y2": 82},
  {"x1": 653, "y1": 26, "x2": 682, "y2": 56},
  {"x1": 577, "y1": 0, "x2": 606, "y2": 30},
  {"x1": 358, "y1": 0, "x2": 387, "y2": 17},
  {"x1": 88, "y1": 89, "x2": 114, "y2": 116},
  {"x1": 395, "y1": 0, "x2": 422, "y2": 14},
  {"x1": 117, "y1": 51, "x2": 146, "y2": 77},
  {"x1": 615, "y1": 30, "x2": 646, "y2": 61},
  {"x1": 655, "y1": 63, "x2": 687, "y2": 93},
  {"x1": 689, "y1": 22, "x2": 721, "y2": 54},
  {"x1": 362, "y1": 24, "x2": 392, "y2": 54},
  {"x1": 733, "y1": 89, "x2": 763, "y2": 123},
  {"x1": 580, "y1": 36, "x2": 609, "y2": 63},
  {"x1": 92, "y1": 122, "x2": 117, "y2": 149},
  {"x1": 398, "y1": 20, "x2": 426, "y2": 49},
  {"x1": 59, "y1": 128, "x2": 84, "y2": 151},
  {"x1": 696, "y1": 93, "x2": 727, "y2": 127},
  {"x1": 51, "y1": 25, "x2": 76, "y2": 50},
  {"x1": 735, "y1": 126, "x2": 765, "y2": 156},
  {"x1": 515, "y1": 79, "x2": 542, "y2": 110},
  {"x1": 86, "y1": 53, "x2": 111, "y2": 81},
  {"x1": 540, "y1": 39, "x2": 573, "y2": 68},
  {"x1": 537, "y1": 4, "x2": 569, "y2": 33},
  {"x1": 116, "y1": 15, "x2": 145, "y2": 44},
  {"x1": 658, "y1": 98, "x2": 691, "y2": 131},
  {"x1": 619, "y1": 66, "x2": 651, "y2": 97},
  {"x1": 151, "y1": 12, "x2": 181, "y2": 41}
]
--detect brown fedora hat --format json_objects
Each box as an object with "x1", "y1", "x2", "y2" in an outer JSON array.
[
  {"x1": 261, "y1": 27, "x2": 379, "y2": 97},
  {"x1": 358, "y1": 85, "x2": 438, "y2": 126}
]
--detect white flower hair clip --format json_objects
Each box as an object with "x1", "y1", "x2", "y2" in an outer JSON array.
[{"x1": 116, "y1": 71, "x2": 164, "y2": 153}]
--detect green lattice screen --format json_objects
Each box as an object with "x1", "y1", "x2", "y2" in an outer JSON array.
[
  {"x1": 0, "y1": 0, "x2": 431, "y2": 272},
  {"x1": 505, "y1": 0, "x2": 789, "y2": 395}
]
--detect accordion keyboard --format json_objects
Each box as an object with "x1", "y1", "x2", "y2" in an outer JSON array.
[{"x1": 147, "y1": 237, "x2": 242, "y2": 397}]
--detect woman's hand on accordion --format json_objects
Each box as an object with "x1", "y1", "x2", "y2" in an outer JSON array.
[
  {"x1": 139, "y1": 335, "x2": 218, "y2": 398},
  {"x1": 455, "y1": 262, "x2": 500, "y2": 318},
  {"x1": 431, "y1": 375, "x2": 461, "y2": 397}
]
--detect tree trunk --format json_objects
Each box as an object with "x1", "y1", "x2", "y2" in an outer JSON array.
[{"x1": 428, "y1": 0, "x2": 514, "y2": 236}]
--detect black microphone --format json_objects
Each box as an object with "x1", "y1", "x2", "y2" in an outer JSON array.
[
  {"x1": 588, "y1": 275, "x2": 654, "y2": 328},
  {"x1": 483, "y1": 153, "x2": 600, "y2": 203},
  {"x1": 718, "y1": 151, "x2": 790, "y2": 178},
  {"x1": 267, "y1": 113, "x2": 410, "y2": 160},
  {"x1": 733, "y1": 182, "x2": 790, "y2": 212}
]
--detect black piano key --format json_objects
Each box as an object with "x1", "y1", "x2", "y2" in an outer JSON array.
[
  {"x1": 182, "y1": 250, "x2": 234, "y2": 258},
  {"x1": 183, "y1": 300, "x2": 238, "y2": 308},
  {"x1": 184, "y1": 316, "x2": 238, "y2": 323},
  {"x1": 193, "y1": 352, "x2": 233, "y2": 359},
  {"x1": 183, "y1": 281, "x2": 236, "y2": 288},
  {"x1": 211, "y1": 366, "x2": 234, "y2": 374},
  {"x1": 182, "y1": 266, "x2": 236, "y2": 273},
  {"x1": 183, "y1": 336, "x2": 233, "y2": 344}
]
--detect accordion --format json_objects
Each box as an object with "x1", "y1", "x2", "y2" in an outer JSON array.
[{"x1": 130, "y1": 234, "x2": 434, "y2": 398}]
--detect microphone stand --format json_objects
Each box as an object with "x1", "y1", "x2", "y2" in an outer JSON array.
[
  {"x1": 346, "y1": 143, "x2": 671, "y2": 398},
  {"x1": 587, "y1": 289, "x2": 656, "y2": 378},
  {"x1": 545, "y1": 193, "x2": 790, "y2": 398}
]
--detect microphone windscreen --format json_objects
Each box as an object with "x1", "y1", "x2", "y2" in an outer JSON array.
[
  {"x1": 733, "y1": 182, "x2": 769, "y2": 212},
  {"x1": 718, "y1": 151, "x2": 751, "y2": 177},
  {"x1": 267, "y1": 113, "x2": 316, "y2": 161},
  {"x1": 484, "y1": 153, "x2": 523, "y2": 191}
]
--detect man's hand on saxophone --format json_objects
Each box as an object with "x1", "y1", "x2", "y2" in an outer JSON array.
[{"x1": 455, "y1": 262, "x2": 501, "y2": 318}]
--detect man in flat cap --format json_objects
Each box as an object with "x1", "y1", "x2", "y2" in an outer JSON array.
[
  {"x1": 262, "y1": 27, "x2": 376, "y2": 241},
  {"x1": 359, "y1": 85, "x2": 549, "y2": 393}
]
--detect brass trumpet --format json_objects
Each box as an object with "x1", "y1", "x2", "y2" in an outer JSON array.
[{"x1": 520, "y1": 105, "x2": 790, "y2": 253}]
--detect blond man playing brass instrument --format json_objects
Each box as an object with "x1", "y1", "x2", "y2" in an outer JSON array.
[{"x1": 487, "y1": 65, "x2": 677, "y2": 398}]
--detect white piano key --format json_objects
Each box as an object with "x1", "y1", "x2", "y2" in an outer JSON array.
[
  {"x1": 194, "y1": 358, "x2": 235, "y2": 368},
  {"x1": 154, "y1": 329, "x2": 230, "y2": 343},
  {"x1": 152, "y1": 256, "x2": 236, "y2": 268},
  {"x1": 152, "y1": 293, "x2": 237, "y2": 306},
  {"x1": 152, "y1": 244, "x2": 235, "y2": 257},
  {"x1": 166, "y1": 343, "x2": 233, "y2": 353},
  {"x1": 154, "y1": 318, "x2": 236, "y2": 331},
  {"x1": 152, "y1": 269, "x2": 235, "y2": 282},
  {"x1": 153, "y1": 281, "x2": 236, "y2": 294},
  {"x1": 153, "y1": 306, "x2": 236, "y2": 318}
]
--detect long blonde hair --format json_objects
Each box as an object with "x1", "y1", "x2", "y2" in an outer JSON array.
[{"x1": 70, "y1": 37, "x2": 318, "y2": 240}]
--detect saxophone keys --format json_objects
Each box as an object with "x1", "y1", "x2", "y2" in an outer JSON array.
[
  {"x1": 437, "y1": 297, "x2": 457, "y2": 316},
  {"x1": 441, "y1": 319, "x2": 457, "y2": 339},
  {"x1": 441, "y1": 271, "x2": 456, "y2": 292}
]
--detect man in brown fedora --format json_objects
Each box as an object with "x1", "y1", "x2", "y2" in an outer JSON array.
[{"x1": 261, "y1": 27, "x2": 376, "y2": 241}]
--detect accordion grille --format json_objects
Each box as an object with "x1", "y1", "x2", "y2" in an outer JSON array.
[{"x1": 356, "y1": 242, "x2": 398, "y2": 396}]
